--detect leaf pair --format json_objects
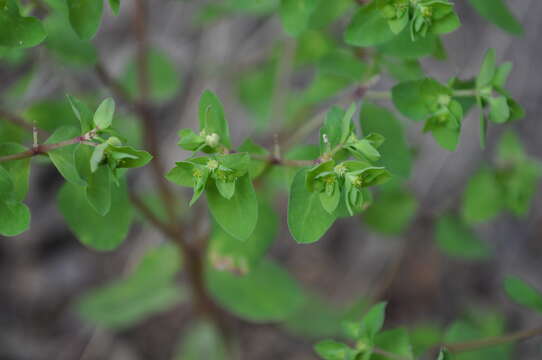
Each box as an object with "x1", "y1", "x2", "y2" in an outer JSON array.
[
  {"x1": 167, "y1": 153, "x2": 258, "y2": 240},
  {"x1": 392, "y1": 77, "x2": 463, "y2": 151},
  {"x1": 377, "y1": 0, "x2": 460, "y2": 40},
  {"x1": 0, "y1": 0, "x2": 46, "y2": 48},
  {"x1": 345, "y1": 0, "x2": 459, "y2": 48},
  {"x1": 67, "y1": 0, "x2": 121, "y2": 40},
  {"x1": 315, "y1": 303, "x2": 414, "y2": 360},
  {"x1": 475, "y1": 49, "x2": 524, "y2": 148}
]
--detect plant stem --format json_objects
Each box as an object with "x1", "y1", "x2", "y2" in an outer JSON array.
[
  {"x1": 365, "y1": 90, "x2": 391, "y2": 100},
  {"x1": 452, "y1": 89, "x2": 478, "y2": 98},
  {"x1": 444, "y1": 325, "x2": 542, "y2": 353},
  {"x1": 130, "y1": 0, "x2": 230, "y2": 342},
  {"x1": 0, "y1": 130, "x2": 97, "y2": 163},
  {"x1": 372, "y1": 347, "x2": 411, "y2": 360}
]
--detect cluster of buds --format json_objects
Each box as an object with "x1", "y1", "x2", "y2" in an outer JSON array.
[
  {"x1": 377, "y1": 0, "x2": 459, "y2": 40},
  {"x1": 177, "y1": 128, "x2": 224, "y2": 153},
  {"x1": 89, "y1": 135, "x2": 152, "y2": 183},
  {"x1": 306, "y1": 160, "x2": 391, "y2": 215},
  {"x1": 170, "y1": 153, "x2": 250, "y2": 206}
]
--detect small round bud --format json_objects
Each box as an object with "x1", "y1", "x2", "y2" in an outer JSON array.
[
  {"x1": 206, "y1": 159, "x2": 219, "y2": 170},
  {"x1": 205, "y1": 133, "x2": 220, "y2": 147},
  {"x1": 437, "y1": 94, "x2": 451, "y2": 106},
  {"x1": 353, "y1": 175, "x2": 363, "y2": 187},
  {"x1": 192, "y1": 168, "x2": 203, "y2": 178},
  {"x1": 107, "y1": 136, "x2": 122, "y2": 146},
  {"x1": 420, "y1": 5, "x2": 432, "y2": 18},
  {"x1": 334, "y1": 163, "x2": 347, "y2": 177}
]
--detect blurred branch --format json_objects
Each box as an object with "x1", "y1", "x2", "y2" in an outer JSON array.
[
  {"x1": 0, "y1": 108, "x2": 35, "y2": 133},
  {"x1": 128, "y1": 0, "x2": 232, "y2": 345},
  {"x1": 269, "y1": 38, "x2": 296, "y2": 132},
  {"x1": 94, "y1": 62, "x2": 132, "y2": 106},
  {"x1": 444, "y1": 325, "x2": 542, "y2": 353}
]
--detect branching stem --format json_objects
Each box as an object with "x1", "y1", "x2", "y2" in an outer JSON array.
[{"x1": 0, "y1": 129, "x2": 98, "y2": 163}]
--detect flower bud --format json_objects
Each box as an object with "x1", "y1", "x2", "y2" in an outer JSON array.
[
  {"x1": 205, "y1": 133, "x2": 220, "y2": 147},
  {"x1": 107, "y1": 136, "x2": 122, "y2": 146}
]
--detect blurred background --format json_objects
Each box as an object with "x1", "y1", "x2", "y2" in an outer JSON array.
[{"x1": 0, "y1": 0, "x2": 541, "y2": 359}]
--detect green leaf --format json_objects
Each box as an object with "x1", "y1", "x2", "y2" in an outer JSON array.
[
  {"x1": 504, "y1": 276, "x2": 542, "y2": 314},
  {"x1": 175, "y1": 321, "x2": 228, "y2": 360},
  {"x1": 206, "y1": 259, "x2": 304, "y2": 322},
  {"x1": 373, "y1": 328, "x2": 414, "y2": 360},
  {"x1": 360, "y1": 102, "x2": 412, "y2": 178},
  {"x1": 309, "y1": 0, "x2": 351, "y2": 29},
  {"x1": 432, "y1": 10, "x2": 461, "y2": 35},
  {"x1": 122, "y1": 48, "x2": 181, "y2": 102},
  {"x1": 488, "y1": 96, "x2": 510, "y2": 124},
  {"x1": 46, "y1": 126, "x2": 86, "y2": 186},
  {"x1": 392, "y1": 79, "x2": 436, "y2": 121},
  {"x1": 476, "y1": 49, "x2": 496, "y2": 89},
  {"x1": 345, "y1": 2, "x2": 394, "y2": 47},
  {"x1": 166, "y1": 161, "x2": 195, "y2": 188},
  {"x1": 238, "y1": 138, "x2": 269, "y2": 178},
  {"x1": 108, "y1": 145, "x2": 153, "y2": 169},
  {"x1": 363, "y1": 186, "x2": 417, "y2": 235},
  {"x1": 358, "y1": 302, "x2": 387, "y2": 342},
  {"x1": 67, "y1": 94, "x2": 93, "y2": 133},
  {"x1": 501, "y1": 161, "x2": 542, "y2": 216},
  {"x1": 24, "y1": 99, "x2": 78, "y2": 132},
  {"x1": 109, "y1": 0, "x2": 120, "y2": 15},
  {"x1": 320, "y1": 106, "x2": 346, "y2": 153},
  {"x1": 497, "y1": 130, "x2": 524, "y2": 163},
  {"x1": 384, "y1": 58, "x2": 424, "y2": 82},
  {"x1": 378, "y1": 29, "x2": 437, "y2": 59},
  {"x1": 199, "y1": 90, "x2": 232, "y2": 148},
  {"x1": 435, "y1": 215, "x2": 491, "y2": 260},
  {"x1": 208, "y1": 200, "x2": 277, "y2": 274},
  {"x1": 0, "y1": 198, "x2": 30, "y2": 236},
  {"x1": 0, "y1": 164, "x2": 30, "y2": 237},
  {"x1": 0, "y1": 0, "x2": 46, "y2": 48},
  {"x1": 93, "y1": 97, "x2": 115, "y2": 130},
  {"x1": 58, "y1": 180, "x2": 133, "y2": 251},
  {"x1": 461, "y1": 168, "x2": 503, "y2": 224},
  {"x1": 493, "y1": 62, "x2": 513, "y2": 90},
  {"x1": 0, "y1": 165, "x2": 12, "y2": 196},
  {"x1": 288, "y1": 168, "x2": 336, "y2": 243},
  {"x1": 178, "y1": 128, "x2": 205, "y2": 151},
  {"x1": 86, "y1": 165, "x2": 112, "y2": 216},
  {"x1": 314, "y1": 340, "x2": 352, "y2": 360},
  {"x1": 207, "y1": 174, "x2": 258, "y2": 240},
  {"x1": 279, "y1": 0, "x2": 319, "y2": 37},
  {"x1": 0, "y1": 143, "x2": 30, "y2": 201},
  {"x1": 467, "y1": 0, "x2": 523, "y2": 35},
  {"x1": 67, "y1": 0, "x2": 104, "y2": 40},
  {"x1": 318, "y1": 48, "x2": 369, "y2": 81},
  {"x1": 77, "y1": 244, "x2": 185, "y2": 328},
  {"x1": 43, "y1": 11, "x2": 97, "y2": 67}
]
